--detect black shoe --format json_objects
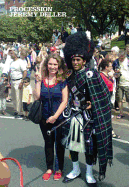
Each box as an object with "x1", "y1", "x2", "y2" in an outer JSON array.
[
  {"x1": 22, "y1": 116, "x2": 27, "y2": 120},
  {"x1": 6, "y1": 99, "x2": 12, "y2": 102},
  {"x1": 14, "y1": 112, "x2": 18, "y2": 116},
  {"x1": 62, "y1": 174, "x2": 81, "y2": 183},
  {"x1": 15, "y1": 115, "x2": 23, "y2": 119},
  {"x1": 25, "y1": 117, "x2": 29, "y2": 121}
]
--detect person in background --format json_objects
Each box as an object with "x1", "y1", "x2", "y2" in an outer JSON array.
[
  {"x1": 100, "y1": 44, "x2": 107, "y2": 58},
  {"x1": 116, "y1": 50, "x2": 129, "y2": 119},
  {"x1": 69, "y1": 25, "x2": 77, "y2": 35},
  {"x1": 0, "y1": 73, "x2": 8, "y2": 115},
  {"x1": 123, "y1": 17, "x2": 129, "y2": 45},
  {"x1": 93, "y1": 48, "x2": 104, "y2": 70},
  {"x1": 54, "y1": 35, "x2": 63, "y2": 47},
  {"x1": 99, "y1": 58, "x2": 120, "y2": 139},
  {"x1": 111, "y1": 46, "x2": 120, "y2": 110},
  {"x1": 125, "y1": 43, "x2": 129, "y2": 59},
  {"x1": 103, "y1": 33, "x2": 111, "y2": 49},
  {"x1": 20, "y1": 48, "x2": 31, "y2": 79},
  {"x1": 97, "y1": 35, "x2": 103, "y2": 48},
  {"x1": 76, "y1": 24, "x2": 83, "y2": 32},
  {"x1": 8, "y1": 48, "x2": 27, "y2": 118},
  {"x1": 34, "y1": 53, "x2": 68, "y2": 181},
  {"x1": 38, "y1": 46, "x2": 48, "y2": 63},
  {"x1": 22, "y1": 77, "x2": 33, "y2": 121},
  {"x1": 61, "y1": 29, "x2": 69, "y2": 43},
  {"x1": 30, "y1": 46, "x2": 37, "y2": 72}
]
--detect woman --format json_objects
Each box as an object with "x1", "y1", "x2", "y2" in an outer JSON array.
[
  {"x1": 38, "y1": 46, "x2": 48, "y2": 63},
  {"x1": 100, "y1": 58, "x2": 120, "y2": 139},
  {"x1": 34, "y1": 53, "x2": 68, "y2": 181},
  {"x1": 54, "y1": 35, "x2": 63, "y2": 47}
]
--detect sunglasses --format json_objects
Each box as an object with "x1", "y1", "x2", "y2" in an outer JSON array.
[{"x1": 23, "y1": 81, "x2": 28, "y2": 83}]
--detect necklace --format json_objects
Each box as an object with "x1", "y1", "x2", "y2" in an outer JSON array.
[{"x1": 45, "y1": 76, "x2": 57, "y2": 85}]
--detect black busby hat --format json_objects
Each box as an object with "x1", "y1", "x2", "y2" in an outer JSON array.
[{"x1": 63, "y1": 31, "x2": 95, "y2": 69}]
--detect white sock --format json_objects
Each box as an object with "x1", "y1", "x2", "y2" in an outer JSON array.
[
  {"x1": 86, "y1": 164, "x2": 96, "y2": 183},
  {"x1": 66, "y1": 161, "x2": 81, "y2": 179}
]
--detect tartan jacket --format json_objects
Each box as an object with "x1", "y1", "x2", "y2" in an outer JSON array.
[{"x1": 64, "y1": 67, "x2": 113, "y2": 178}]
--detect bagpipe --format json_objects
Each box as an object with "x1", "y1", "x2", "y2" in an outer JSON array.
[{"x1": 47, "y1": 102, "x2": 94, "y2": 136}]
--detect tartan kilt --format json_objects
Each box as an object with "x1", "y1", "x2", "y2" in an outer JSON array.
[{"x1": 61, "y1": 116, "x2": 97, "y2": 159}]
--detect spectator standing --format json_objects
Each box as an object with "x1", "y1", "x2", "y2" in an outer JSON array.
[
  {"x1": 20, "y1": 48, "x2": 31, "y2": 78},
  {"x1": 2, "y1": 49, "x2": 13, "y2": 102},
  {"x1": 116, "y1": 51, "x2": 129, "y2": 118},
  {"x1": 8, "y1": 48, "x2": 27, "y2": 118},
  {"x1": 99, "y1": 58, "x2": 120, "y2": 139},
  {"x1": 100, "y1": 44, "x2": 107, "y2": 58},
  {"x1": 0, "y1": 73, "x2": 8, "y2": 115},
  {"x1": 76, "y1": 24, "x2": 83, "y2": 32},
  {"x1": 30, "y1": 46, "x2": 37, "y2": 71},
  {"x1": 22, "y1": 77, "x2": 33, "y2": 121},
  {"x1": 111, "y1": 46, "x2": 120, "y2": 110},
  {"x1": 125, "y1": 43, "x2": 129, "y2": 59},
  {"x1": 54, "y1": 35, "x2": 63, "y2": 47},
  {"x1": 61, "y1": 30, "x2": 69, "y2": 43},
  {"x1": 69, "y1": 25, "x2": 77, "y2": 35},
  {"x1": 124, "y1": 17, "x2": 129, "y2": 45},
  {"x1": 97, "y1": 35, "x2": 103, "y2": 48},
  {"x1": 103, "y1": 33, "x2": 111, "y2": 49}
]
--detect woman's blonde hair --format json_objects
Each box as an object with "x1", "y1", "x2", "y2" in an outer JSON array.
[{"x1": 41, "y1": 53, "x2": 68, "y2": 82}]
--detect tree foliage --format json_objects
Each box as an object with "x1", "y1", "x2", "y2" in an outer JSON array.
[{"x1": 0, "y1": 0, "x2": 129, "y2": 42}]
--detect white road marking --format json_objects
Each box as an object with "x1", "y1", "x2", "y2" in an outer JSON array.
[
  {"x1": 0, "y1": 116, "x2": 22, "y2": 120},
  {"x1": 113, "y1": 138, "x2": 129, "y2": 144},
  {"x1": 0, "y1": 116, "x2": 129, "y2": 144}
]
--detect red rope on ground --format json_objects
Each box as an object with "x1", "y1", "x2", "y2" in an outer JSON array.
[{"x1": 0, "y1": 157, "x2": 24, "y2": 187}]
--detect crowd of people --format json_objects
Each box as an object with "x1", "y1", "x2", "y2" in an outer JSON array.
[{"x1": 0, "y1": 28, "x2": 129, "y2": 186}]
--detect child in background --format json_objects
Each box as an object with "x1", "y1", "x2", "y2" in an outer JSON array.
[
  {"x1": 0, "y1": 73, "x2": 8, "y2": 115},
  {"x1": 22, "y1": 77, "x2": 33, "y2": 121}
]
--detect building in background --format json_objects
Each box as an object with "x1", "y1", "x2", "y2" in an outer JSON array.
[
  {"x1": 0, "y1": 0, "x2": 26, "y2": 15},
  {"x1": 0, "y1": 2, "x2": 6, "y2": 15}
]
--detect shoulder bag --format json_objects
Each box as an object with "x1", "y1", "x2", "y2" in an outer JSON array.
[{"x1": 28, "y1": 99, "x2": 43, "y2": 124}]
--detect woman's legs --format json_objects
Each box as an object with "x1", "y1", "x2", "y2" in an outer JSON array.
[
  {"x1": 39, "y1": 119, "x2": 55, "y2": 171},
  {"x1": 55, "y1": 126, "x2": 65, "y2": 171},
  {"x1": 39, "y1": 119, "x2": 65, "y2": 172}
]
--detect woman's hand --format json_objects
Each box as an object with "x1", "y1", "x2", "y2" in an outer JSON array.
[
  {"x1": 35, "y1": 66, "x2": 42, "y2": 82},
  {"x1": 86, "y1": 101, "x2": 92, "y2": 110},
  {"x1": 46, "y1": 116, "x2": 57, "y2": 124}
]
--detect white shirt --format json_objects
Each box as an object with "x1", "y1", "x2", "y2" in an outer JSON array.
[
  {"x1": 71, "y1": 27, "x2": 77, "y2": 35},
  {"x1": 22, "y1": 84, "x2": 32, "y2": 103},
  {"x1": 119, "y1": 57, "x2": 129, "y2": 86},
  {"x1": 9, "y1": 58, "x2": 27, "y2": 80},
  {"x1": 2, "y1": 55, "x2": 13, "y2": 74}
]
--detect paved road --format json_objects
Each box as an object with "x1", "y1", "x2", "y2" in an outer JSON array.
[
  {"x1": 0, "y1": 73, "x2": 129, "y2": 187},
  {"x1": 0, "y1": 105, "x2": 129, "y2": 187}
]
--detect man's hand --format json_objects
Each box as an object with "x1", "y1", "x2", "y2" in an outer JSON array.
[
  {"x1": 86, "y1": 101, "x2": 92, "y2": 110},
  {"x1": 18, "y1": 82, "x2": 23, "y2": 90}
]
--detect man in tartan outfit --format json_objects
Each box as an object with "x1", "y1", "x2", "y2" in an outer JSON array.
[{"x1": 62, "y1": 31, "x2": 113, "y2": 184}]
